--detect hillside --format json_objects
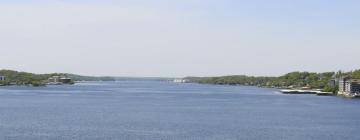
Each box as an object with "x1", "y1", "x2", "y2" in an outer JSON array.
[{"x1": 0, "y1": 70, "x2": 115, "y2": 86}]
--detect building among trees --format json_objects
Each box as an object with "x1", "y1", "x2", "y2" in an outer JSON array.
[
  {"x1": 48, "y1": 76, "x2": 73, "y2": 85},
  {"x1": 0, "y1": 76, "x2": 5, "y2": 81},
  {"x1": 338, "y1": 77, "x2": 360, "y2": 97}
]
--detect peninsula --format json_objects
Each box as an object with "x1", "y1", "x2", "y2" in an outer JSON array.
[{"x1": 0, "y1": 70, "x2": 115, "y2": 86}]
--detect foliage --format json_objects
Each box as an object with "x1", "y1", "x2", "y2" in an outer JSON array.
[
  {"x1": 0, "y1": 69, "x2": 115, "y2": 86},
  {"x1": 186, "y1": 71, "x2": 337, "y2": 89},
  {"x1": 351, "y1": 69, "x2": 360, "y2": 79},
  {"x1": 323, "y1": 85, "x2": 338, "y2": 94},
  {"x1": 0, "y1": 70, "x2": 48, "y2": 86}
]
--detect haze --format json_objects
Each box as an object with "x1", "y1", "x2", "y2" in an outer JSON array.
[{"x1": 1, "y1": 0, "x2": 359, "y2": 77}]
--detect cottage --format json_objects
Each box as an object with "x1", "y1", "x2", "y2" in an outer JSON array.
[
  {"x1": 0, "y1": 76, "x2": 5, "y2": 81},
  {"x1": 48, "y1": 76, "x2": 61, "y2": 83},
  {"x1": 48, "y1": 76, "x2": 72, "y2": 85}
]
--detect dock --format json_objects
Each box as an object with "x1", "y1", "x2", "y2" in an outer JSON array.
[
  {"x1": 280, "y1": 89, "x2": 318, "y2": 94},
  {"x1": 280, "y1": 89, "x2": 334, "y2": 96},
  {"x1": 316, "y1": 92, "x2": 334, "y2": 96}
]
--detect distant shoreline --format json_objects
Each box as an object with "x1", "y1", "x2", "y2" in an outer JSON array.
[
  {"x1": 184, "y1": 69, "x2": 360, "y2": 97},
  {"x1": 0, "y1": 69, "x2": 116, "y2": 87}
]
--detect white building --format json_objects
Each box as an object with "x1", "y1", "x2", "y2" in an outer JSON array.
[
  {"x1": 338, "y1": 77, "x2": 360, "y2": 96},
  {"x1": 0, "y1": 76, "x2": 5, "y2": 81},
  {"x1": 48, "y1": 76, "x2": 72, "y2": 84},
  {"x1": 173, "y1": 79, "x2": 189, "y2": 83}
]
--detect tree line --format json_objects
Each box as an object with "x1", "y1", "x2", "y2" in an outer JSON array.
[
  {"x1": 186, "y1": 69, "x2": 360, "y2": 93},
  {"x1": 0, "y1": 70, "x2": 116, "y2": 86}
]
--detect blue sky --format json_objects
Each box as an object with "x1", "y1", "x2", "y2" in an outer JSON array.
[{"x1": 0, "y1": 0, "x2": 359, "y2": 77}]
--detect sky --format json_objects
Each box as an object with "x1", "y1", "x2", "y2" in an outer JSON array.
[{"x1": 0, "y1": 0, "x2": 359, "y2": 77}]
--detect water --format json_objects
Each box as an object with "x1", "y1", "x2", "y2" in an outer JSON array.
[{"x1": 0, "y1": 81, "x2": 359, "y2": 140}]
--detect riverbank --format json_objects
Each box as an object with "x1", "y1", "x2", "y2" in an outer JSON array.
[
  {"x1": 184, "y1": 69, "x2": 360, "y2": 97},
  {"x1": 0, "y1": 69, "x2": 116, "y2": 87}
]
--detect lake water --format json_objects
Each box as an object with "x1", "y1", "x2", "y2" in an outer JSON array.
[{"x1": 0, "y1": 81, "x2": 359, "y2": 140}]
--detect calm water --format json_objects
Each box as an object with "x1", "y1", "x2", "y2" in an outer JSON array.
[{"x1": 0, "y1": 81, "x2": 359, "y2": 140}]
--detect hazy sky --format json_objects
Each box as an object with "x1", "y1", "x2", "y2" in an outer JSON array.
[{"x1": 0, "y1": 0, "x2": 359, "y2": 77}]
